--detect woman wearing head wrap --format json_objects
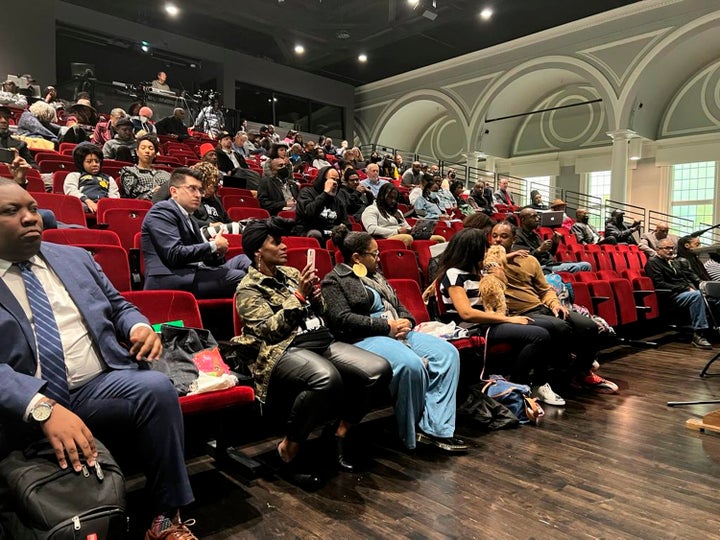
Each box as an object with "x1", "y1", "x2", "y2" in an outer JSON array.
[{"x1": 234, "y1": 218, "x2": 391, "y2": 487}]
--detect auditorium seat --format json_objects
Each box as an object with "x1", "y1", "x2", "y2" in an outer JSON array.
[
  {"x1": 43, "y1": 228, "x2": 122, "y2": 246},
  {"x1": 227, "y1": 207, "x2": 270, "y2": 221},
  {"x1": 379, "y1": 249, "x2": 421, "y2": 284},
  {"x1": 32, "y1": 193, "x2": 87, "y2": 227}
]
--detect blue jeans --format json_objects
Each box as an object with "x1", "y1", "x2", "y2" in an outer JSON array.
[
  {"x1": 354, "y1": 331, "x2": 460, "y2": 449},
  {"x1": 674, "y1": 290, "x2": 708, "y2": 330},
  {"x1": 548, "y1": 262, "x2": 592, "y2": 273}
]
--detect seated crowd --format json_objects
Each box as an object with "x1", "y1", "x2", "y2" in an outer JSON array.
[{"x1": 2, "y1": 89, "x2": 720, "y2": 540}]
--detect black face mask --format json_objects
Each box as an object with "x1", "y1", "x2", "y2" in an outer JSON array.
[
  {"x1": 580, "y1": 215, "x2": 589, "y2": 224},
  {"x1": 277, "y1": 167, "x2": 290, "y2": 179}
]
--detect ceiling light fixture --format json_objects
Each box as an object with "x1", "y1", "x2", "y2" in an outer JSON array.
[
  {"x1": 408, "y1": 0, "x2": 420, "y2": 6},
  {"x1": 294, "y1": 44, "x2": 305, "y2": 54},
  {"x1": 165, "y1": 3, "x2": 179, "y2": 17},
  {"x1": 358, "y1": 53, "x2": 368, "y2": 63},
  {"x1": 480, "y1": 8, "x2": 493, "y2": 20}
]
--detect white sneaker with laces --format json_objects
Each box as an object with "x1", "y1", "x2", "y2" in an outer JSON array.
[{"x1": 535, "y1": 383, "x2": 566, "y2": 406}]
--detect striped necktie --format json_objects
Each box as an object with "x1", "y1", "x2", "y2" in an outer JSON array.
[{"x1": 15, "y1": 261, "x2": 70, "y2": 406}]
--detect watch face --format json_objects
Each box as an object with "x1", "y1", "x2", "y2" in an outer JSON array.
[{"x1": 32, "y1": 403, "x2": 52, "y2": 422}]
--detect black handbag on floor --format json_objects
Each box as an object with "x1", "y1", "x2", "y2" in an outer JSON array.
[{"x1": 0, "y1": 439, "x2": 128, "y2": 539}]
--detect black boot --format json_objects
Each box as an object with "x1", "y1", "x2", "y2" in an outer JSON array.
[{"x1": 335, "y1": 436, "x2": 355, "y2": 473}]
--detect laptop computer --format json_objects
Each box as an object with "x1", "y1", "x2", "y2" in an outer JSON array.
[{"x1": 539, "y1": 211, "x2": 564, "y2": 228}]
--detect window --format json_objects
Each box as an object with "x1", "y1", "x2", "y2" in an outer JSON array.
[
  {"x1": 670, "y1": 162, "x2": 716, "y2": 227},
  {"x1": 586, "y1": 170, "x2": 611, "y2": 229},
  {"x1": 235, "y1": 81, "x2": 345, "y2": 138},
  {"x1": 524, "y1": 176, "x2": 551, "y2": 207}
]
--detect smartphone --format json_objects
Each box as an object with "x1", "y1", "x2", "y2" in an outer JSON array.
[
  {"x1": 307, "y1": 248, "x2": 316, "y2": 270},
  {"x1": 0, "y1": 148, "x2": 14, "y2": 164}
]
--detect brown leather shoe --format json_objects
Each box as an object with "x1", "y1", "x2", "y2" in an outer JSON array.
[{"x1": 145, "y1": 519, "x2": 198, "y2": 540}]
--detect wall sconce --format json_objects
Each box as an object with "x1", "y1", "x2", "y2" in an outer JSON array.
[{"x1": 629, "y1": 138, "x2": 642, "y2": 161}]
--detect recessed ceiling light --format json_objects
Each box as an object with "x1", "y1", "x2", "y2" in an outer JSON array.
[
  {"x1": 141, "y1": 44, "x2": 150, "y2": 53},
  {"x1": 294, "y1": 44, "x2": 305, "y2": 54},
  {"x1": 165, "y1": 3, "x2": 179, "y2": 16},
  {"x1": 408, "y1": 0, "x2": 420, "y2": 6},
  {"x1": 480, "y1": 8, "x2": 493, "y2": 20},
  {"x1": 358, "y1": 53, "x2": 368, "y2": 63}
]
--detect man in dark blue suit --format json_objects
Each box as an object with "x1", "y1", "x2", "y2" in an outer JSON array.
[
  {"x1": 142, "y1": 167, "x2": 250, "y2": 298},
  {"x1": 0, "y1": 178, "x2": 196, "y2": 539}
]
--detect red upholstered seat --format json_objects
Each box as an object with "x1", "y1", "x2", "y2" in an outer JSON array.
[
  {"x1": 379, "y1": 249, "x2": 421, "y2": 284},
  {"x1": 96, "y1": 198, "x2": 152, "y2": 224},
  {"x1": 32, "y1": 192, "x2": 87, "y2": 227},
  {"x1": 43, "y1": 228, "x2": 122, "y2": 246},
  {"x1": 178, "y1": 386, "x2": 255, "y2": 414},
  {"x1": 227, "y1": 207, "x2": 270, "y2": 221},
  {"x1": 285, "y1": 247, "x2": 333, "y2": 279}
]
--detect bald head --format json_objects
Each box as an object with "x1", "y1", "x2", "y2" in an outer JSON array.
[{"x1": 655, "y1": 222, "x2": 669, "y2": 240}]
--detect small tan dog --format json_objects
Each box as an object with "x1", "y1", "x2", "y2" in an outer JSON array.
[{"x1": 479, "y1": 245, "x2": 508, "y2": 315}]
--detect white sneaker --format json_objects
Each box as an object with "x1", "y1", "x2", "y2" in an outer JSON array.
[
  {"x1": 535, "y1": 383, "x2": 566, "y2": 406},
  {"x1": 591, "y1": 360, "x2": 600, "y2": 372}
]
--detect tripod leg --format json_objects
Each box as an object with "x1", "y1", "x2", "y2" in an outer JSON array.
[{"x1": 700, "y1": 352, "x2": 720, "y2": 378}]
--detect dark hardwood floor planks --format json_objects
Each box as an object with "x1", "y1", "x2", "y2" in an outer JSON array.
[{"x1": 127, "y1": 339, "x2": 720, "y2": 538}]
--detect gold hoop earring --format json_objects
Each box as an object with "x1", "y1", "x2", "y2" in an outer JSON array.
[{"x1": 352, "y1": 262, "x2": 367, "y2": 278}]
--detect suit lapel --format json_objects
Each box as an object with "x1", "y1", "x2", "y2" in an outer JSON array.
[{"x1": 0, "y1": 276, "x2": 37, "y2": 359}]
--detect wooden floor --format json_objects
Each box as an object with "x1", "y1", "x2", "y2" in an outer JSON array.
[{"x1": 128, "y1": 337, "x2": 720, "y2": 539}]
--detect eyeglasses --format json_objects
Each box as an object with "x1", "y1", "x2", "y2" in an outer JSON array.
[
  {"x1": 176, "y1": 184, "x2": 205, "y2": 195},
  {"x1": 361, "y1": 250, "x2": 380, "y2": 258},
  {"x1": 657, "y1": 246, "x2": 674, "y2": 250}
]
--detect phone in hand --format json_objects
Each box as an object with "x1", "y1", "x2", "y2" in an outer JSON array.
[
  {"x1": 306, "y1": 248, "x2": 316, "y2": 270},
  {"x1": 0, "y1": 148, "x2": 15, "y2": 164}
]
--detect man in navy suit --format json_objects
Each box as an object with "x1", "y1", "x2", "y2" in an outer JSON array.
[
  {"x1": 142, "y1": 167, "x2": 250, "y2": 298},
  {"x1": 0, "y1": 178, "x2": 196, "y2": 539}
]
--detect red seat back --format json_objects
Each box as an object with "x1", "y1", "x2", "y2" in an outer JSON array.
[
  {"x1": 285, "y1": 248, "x2": 333, "y2": 280},
  {"x1": 222, "y1": 195, "x2": 260, "y2": 209},
  {"x1": 104, "y1": 208, "x2": 149, "y2": 251},
  {"x1": 32, "y1": 193, "x2": 87, "y2": 227},
  {"x1": 96, "y1": 198, "x2": 152, "y2": 223},
  {"x1": 227, "y1": 207, "x2": 270, "y2": 221},
  {"x1": 43, "y1": 228, "x2": 121, "y2": 246},
  {"x1": 282, "y1": 236, "x2": 320, "y2": 249},
  {"x1": 121, "y1": 290, "x2": 203, "y2": 328},
  {"x1": 379, "y1": 249, "x2": 421, "y2": 284},
  {"x1": 82, "y1": 244, "x2": 131, "y2": 292},
  {"x1": 388, "y1": 278, "x2": 430, "y2": 323}
]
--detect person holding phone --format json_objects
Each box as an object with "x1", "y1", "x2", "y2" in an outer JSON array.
[
  {"x1": 235, "y1": 218, "x2": 391, "y2": 487},
  {"x1": 0, "y1": 107, "x2": 37, "y2": 168},
  {"x1": 294, "y1": 166, "x2": 348, "y2": 242}
]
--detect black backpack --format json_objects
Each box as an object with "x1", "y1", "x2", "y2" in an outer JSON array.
[{"x1": 0, "y1": 439, "x2": 128, "y2": 539}]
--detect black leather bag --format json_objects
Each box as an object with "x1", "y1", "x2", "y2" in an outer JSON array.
[{"x1": 0, "y1": 439, "x2": 127, "y2": 539}]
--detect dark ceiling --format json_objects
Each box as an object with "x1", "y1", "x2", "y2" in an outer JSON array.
[{"x1": 63, "y1": 0, "x2": 645, "y2": 86}]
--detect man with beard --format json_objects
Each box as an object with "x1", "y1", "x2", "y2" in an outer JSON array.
[
  {"x1": 258, "y1": 157, "x2": 299, "y2": 216},
  {"x1": 604, "y1": 209, "x2": 641, "y2": 244},
  {"x1": 571, "y1": 208, "x2": 617, "y2": 245}
]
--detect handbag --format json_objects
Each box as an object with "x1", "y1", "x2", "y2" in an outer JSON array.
[
  {"x1": 482, "y1": 375, "x2": 544, "y2": 425},
  {"x1": 457, "y1": 382, "x2": 520, "y2": 430},
  {"x1": 0, "y1": 439, "x2": 127, "y2": 539},
  {"x1": 153, "y1": 324, "x2": 239, "y2": 395},
  {"x1": 410, "y1": 218, "x2": 438, "y2": 240}
]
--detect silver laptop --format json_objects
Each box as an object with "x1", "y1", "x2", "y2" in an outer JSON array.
[{"x1": 539, "y1": 211, "x2": 564, "y2": 228}]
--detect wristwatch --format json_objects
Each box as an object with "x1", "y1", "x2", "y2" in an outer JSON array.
[{"x1": 30, "y1": 401, "x2": 54, "y2": 423}]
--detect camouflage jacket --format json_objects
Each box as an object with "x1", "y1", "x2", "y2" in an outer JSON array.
[{"x1": 233, "y1": 265, "x2": 326, "y2": 401}]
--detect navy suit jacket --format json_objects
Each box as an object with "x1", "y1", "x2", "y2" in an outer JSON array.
[
  {"x1": 0, "y1": 243, "x2": 147, "y2": 427},
  {"x1": 141, "y1": 199, "x2": 222, "y2": 290}
]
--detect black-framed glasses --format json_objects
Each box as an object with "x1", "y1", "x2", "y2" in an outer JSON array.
[
  {"x1": 657, "y1": 246, "x2": 674, "y2": 250},
  {"x1": 361, "y1": 250, "x2": 380, "y2": 258}
]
